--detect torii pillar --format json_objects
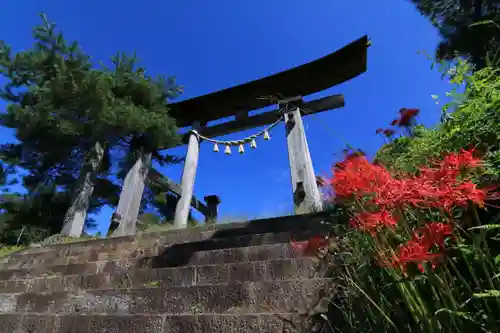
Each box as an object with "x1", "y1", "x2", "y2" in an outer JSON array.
[
  {"x1": 281, "y1": 97, "x2": 323, "y2": 214},
  {"x1": 111, "y1": 151, "x2": 152, "y2": 237},
  {"x1": 174, "y1": 123, "x2": 201, "y2": 229}
]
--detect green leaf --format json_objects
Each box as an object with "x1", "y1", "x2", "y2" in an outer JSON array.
[
  {"x1": 469, "y1": 20, "x2": 500, "y2": 30},
  {"x1": 435, "y1": 308, "x2": 478, "y2": 324},
  {"x1": 472, "y1": 290, "x2": 500, "y2": 298},
  {"x1": 468, "y1": 224, "x2": 500, "y2": 232}
]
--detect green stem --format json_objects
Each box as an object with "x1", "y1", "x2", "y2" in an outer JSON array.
[
  {"x1": 346, "y1": 275, "x2": 400, "y2": 332},
  {"x1": 471, "y1": 205, "x2": 500, "y2": 316},
  {"x1": 431, "y1": 270, "x2": 462, "y2": 332}
]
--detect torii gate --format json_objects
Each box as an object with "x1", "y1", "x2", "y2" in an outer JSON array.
[{"x1": 110, "y1": 35, "x2": 369, "y2": 236}]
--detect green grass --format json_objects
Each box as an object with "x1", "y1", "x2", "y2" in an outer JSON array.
[{"x1": 0, "y1": 245, "x2": 26, "y2": 258}]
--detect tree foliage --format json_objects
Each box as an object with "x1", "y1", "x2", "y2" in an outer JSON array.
[
  {"x1": 410, "y1": 0, "x2": 500, "y2": 69},
  {"x1": 376, "y1": 57, "x2": 500, "y2": 183},
  {"x1": 0, "y1": 14, "x2": 183, "y2": 243}
]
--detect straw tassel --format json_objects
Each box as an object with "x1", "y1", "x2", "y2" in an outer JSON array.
[
  {"x1": 263, "y1": 130, "x2": 270, "y2": 140},
  {"x1": 250, "y1": 138, "x2": 257, "y2": 148},
  {"x1": 224, "y1": 145, "x2": 232, "y2": 155},
  {"x1": 238, "y1": 144, "x2": 244, "y2": 154},
  {"x1": 213, "y1": 143, "x2": 219, "y2": 152}
]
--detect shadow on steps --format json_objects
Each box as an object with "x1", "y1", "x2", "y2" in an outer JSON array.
[
  {"x1": 137, "y1": 210, "x2": 336, "y2": 269},
  {"x1": 136, "y1": 211, "x2": 343, "y2": 333}
]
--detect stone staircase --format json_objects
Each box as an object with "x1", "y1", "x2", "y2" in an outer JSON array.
[{"x1": 0, "y1": 212, "x2": 335, "y2": 333}]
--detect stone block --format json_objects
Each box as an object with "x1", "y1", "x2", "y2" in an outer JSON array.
[
  {"x1": 0, "y1": 314, "x2": 21, "y2": 333},
  {"x1": 0, "y1": 213, "x2": 335, "y2": 333},
  {"x1": 3, "y1": 279, "x2": 332, "y2": 316}
]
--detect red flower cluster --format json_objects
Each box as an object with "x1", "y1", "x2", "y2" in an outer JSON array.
[
  {"x1": 350, "y1": 210, "x2": 398, "y2": 236},
  {"x1": 331, "y1": 148, "x2": 486, "y2": 212},
  {"x1": 291, "y1": 235, "x2": 328, "y2": 256},
  {"x1": 376, "y1": 108, "x2": 420, "y2": 137},
  {"x1": 414, "y1": 222, "x2": 454, "y2": 251},
  {"x1": 331, "y1": 155, "x2": 393, "y2": 199},
  {"x1": 376, "y1": 128, "x2": 396, "y2": 138},
  {"x1": 328, "y1": 148, "x2": 490, "y2": 274},
  {"x1": 396, "y1": 108, "x2": 420, "y2": 127},
  {"x1": 386, "y1": 223, "x2": 453, "y2": 273}
]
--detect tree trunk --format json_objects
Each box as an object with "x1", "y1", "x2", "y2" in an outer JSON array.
[{"x1": 61, "y1": 141, "x2": 104, "y2": 237}]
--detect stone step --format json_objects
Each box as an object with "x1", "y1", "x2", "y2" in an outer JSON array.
[
  {"x1": 0, "y1": 238, "x2": 322, "y2": 281},
  {"x1": 0, "y1": 279, "x2": 333, "y2": 316},
  {"x1": 4, "y1": 211, "x2": 332, "y2": 264},
  {"x1": 0, "y1": 313, "x2": 312, "y2": 333},
  {"x1": 116, "y1": 241, "x2": 308, "y2": 267},
  {"x1": 2, "y1": 239, "x2": 309, "y2": 270},
  {"x1": 0, "y1": 258, "x2": 323, "y2": 294},
  {"x1": 0, "y1": 231, "x2": 326, "y2": 270}
]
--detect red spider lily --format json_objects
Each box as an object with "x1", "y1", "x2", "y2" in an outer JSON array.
[
  {"x1": 383, "y1": 129, "x2": 396, "y2": 137},
  {"x1": 420, "y1": 148, "x2": 482, "y2": 182},
  {"x1": 451, "y1": 181, "x2": 487, "y2": 208},
  {"x1": 290, "y1": 235, "x2": 328, "y2": 256},
  {"x1": 350, "y1": 211, "x2": 398, "y2": 236},
  {"x1": 435, "y1": 148, "x2": 482, "y2": 179},
  {"x1": 445, "y1": 148, "x2": 482, "y2": 170},
  {"x1": 330, "y1": 155, "x2": 393, "y2": 199},
  {"x1": 412, "y1": 222, "x2": 453, "y2": 251},
  {"x1": 397, "y1": 108, "x2": 420, "y2": 127},
  {"x1": 376, "y1": 128, "x2": 383, "y2": 134},
  {"x1": 303, "y1": 236, "x2": 328, "y2": 256},
  {"x1": 331, "y1": 148, "x2": 489, "y2": 212},
  {"x1": 328, "y1": 147, "x2": 495, "y2": 276},
  {"x1": 373, "y1": 177, "x2": 487, "y2": 212},
  {"x1": 290, "y1": 238, "x2": 307, "y2": 253},
  {"x1": 385, "y1": 239, "x2": 444, "y2": 273},
  {"x1": 390, "y1": 119, "x2": 399, "y2": 126}
]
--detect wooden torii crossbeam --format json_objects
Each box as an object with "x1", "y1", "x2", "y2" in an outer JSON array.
[
  {"x1": 111, "y1": 35, "x2": 369, "y2": 236},
  {"x1": 147, "y1": 169, "x2": 218, "y2": 222}
]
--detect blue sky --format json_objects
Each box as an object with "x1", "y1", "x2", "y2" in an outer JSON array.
[{"x1": 0, "y1": 1, "x2": 452, "y2": 235}]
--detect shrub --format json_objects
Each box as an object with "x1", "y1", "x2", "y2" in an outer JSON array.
[
  {"x1": 376, "y1": 59, "x2": 500, "y2": 182},
  {"x1": 300, "y1": 59, "x2": 500, "y2": 332},
  {"x1": 321, "y1": 148, "x2": 500, "y2": 332}
]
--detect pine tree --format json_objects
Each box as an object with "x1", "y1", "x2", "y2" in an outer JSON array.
[{"x1": 0, "y1": 14, "x2": 183, "y2": 240}]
